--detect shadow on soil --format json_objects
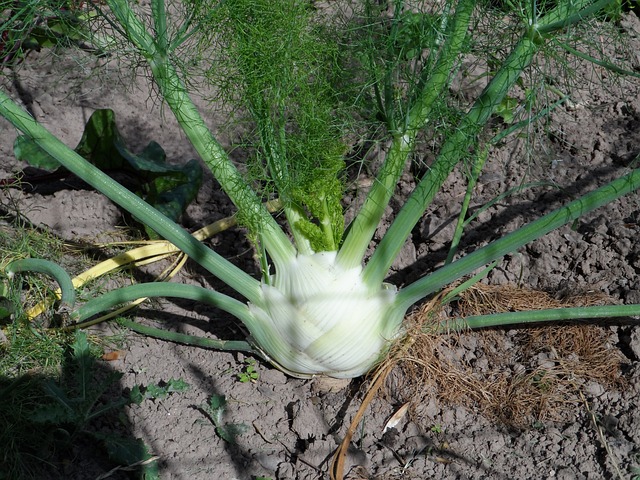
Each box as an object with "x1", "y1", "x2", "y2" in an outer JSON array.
[
  {"x1": 0, "y1": 330, "x2": 155, "y2": 480},
  {"x1": 392, "y1": 161, "x2": 635, "y2": 287}
]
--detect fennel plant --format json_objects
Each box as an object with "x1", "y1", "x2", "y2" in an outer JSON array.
[{"x1": 1, "y1": 0, "x2": 640, "y2": 378}]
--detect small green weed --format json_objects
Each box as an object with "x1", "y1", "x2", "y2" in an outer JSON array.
[
  {"x1": 430, "y1": 424, "x2": 443, "y2": 434},
  {"x1": 0, "y1": 321, "x2": 189, "y2": 479},
  {"x1": 130, "y1": 377, "x2": 190, "y2": 402},
  {"x1": 199, "y1": 394, "x2": 249, "y2": 444},
  {"x1": 30, "y1": 330, "x2": 160, "y2": 479},
  {"x1": 238, "y1": 358, "x2": 259, "y2": 383}
]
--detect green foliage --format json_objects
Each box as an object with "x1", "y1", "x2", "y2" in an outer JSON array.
[
  {"x1": 200, "y1": 0, "x2": 347, "y2": 251},
  {"x1": 494, "y1": 96, "x2": 520, "y2": 124},
  {"x1": 393, "y1": 10, "x2": 443, "y2": 61},
  {"x1": 0, "y1": 0, "x2": 106, "y2": 69},
  {"x1": 430, "y1": 424, "x2": 443, "y2": 434},
  {"x1": 92, "y1": 431, "x2": 159, "y2": 479},
  {"x1": 0, "y1": 280, "x2": 13, "y2": 320},
  {"x1": 14, "y1": 109, "x2": 203, "y2": 237},
  {"x1": 0, "y1": 227, "x2": 71, "y2": 374},
  {"x1": 200, "y1": 394, "x2": 249, "y2": 444},
  {"x1": 129, "y1": 377, "x2": 190, "y2": 402},
  {"x1": 31, "y1": 331, "x2": 122, "y2": 425},
  {"x1": 0, "y1": 321, "x2": 68, "y2": 374},
  {"x1": 345, "y1": 0, "x2": 456, "y2": 131}
]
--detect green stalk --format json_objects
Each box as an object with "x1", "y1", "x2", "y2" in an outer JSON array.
[
  {"x1": 106, "y1": 0, "x2": 296, "y2": 268},
  {"x1": 363, "y1": 0, "x2": 614, "y2": 287},
  {"x1": 445, "y1": 97, "x2": 567, "y2": 264},
  {"x1": 253, "y1": 110, "x2": 314, "y2": 255},
  {"x1": 396, "y1": 168, "x2": 640, "y2": 310},
  {"x1": 364, "y1": 35, "x2": 538, "y2": 287},
  {"x1": 0, "y1": 90, "x2": 262, "y2": 304},
  {"x1": 117, "y1": 318, "x2": 255, "y2": 353},
  {"x1": 442, "y1": 304, "x2": 640, "y2": 331},
  {"x1": 74, "y1": 282, "x2": 256, "y2": 351},
  {"x1": 383, "y1": 0, "x2": 409, "y2": 131},
  {"x1": 5, "y1": 258, "x2": 75, "y2": 308},
  {"x1": 71, "y1": 283, "x2": 254, "y2": 327},
  {"x1": 555, "y1": 40, "x2": 640, "y2": 79},
  {"x1": 337, "y1": 0, "x2": 474, "y2": 270},
  {"x1": 150, "y1": 0, "x2": 168, "y2": 54},
  {"x1": 445, "y1": 148, "x2": 489, "y2": 265},
  {"x1": 535, "y1": 0, "x2": 614, "y2": 36}
]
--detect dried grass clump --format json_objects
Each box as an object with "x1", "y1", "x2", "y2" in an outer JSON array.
[{"x1": 392, "y1": 284, "x2": 627, "y2": 428}]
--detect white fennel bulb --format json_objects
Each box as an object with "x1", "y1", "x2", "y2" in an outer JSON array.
[{"x1": 247, "y1": 251, "x2": 404, "y2": 378}]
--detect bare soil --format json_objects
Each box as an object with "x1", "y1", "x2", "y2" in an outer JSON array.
[{"x1": 2, "y1": 12, "x2": 640, "y2": 480}]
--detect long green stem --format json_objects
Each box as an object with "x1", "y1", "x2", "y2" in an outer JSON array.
[
  {"x1": 442, "y1": 304, "x2": 640, "y2": 331},
  {"x1": 117, "y1": 318, "x2": 256, "y2": 353},
  {"x1": 337, "y1": 0, "x2": 474, "y2": 270},
  {"x1": 5, "y1": 258, "x2": 76, "y2": 308},
  {"x1": 556, "y1": 41, "x2": 640, "y2": 79},
  {"x1": 445, "y1": 148, "x2": 489, "y2": 265},
  {"x1": 71, "y1": 282, "x2": 254, "y2": 327},
  {"x1": 150, "y1": 0, "x2": 168, "y2": 53},
  {"x1": 364, "y1": 36, "x2": 538, "y2": 287},
  {"x1": 0, "y1": 90, "x2": 262, "y2": 304},
  {"x1": 363, "y1": 0, "x2": 615, "y2": 287},
  {"x1": 396, "y1": 168, "x2": 640, "y2": 310},
  {"x1": 445, "y1": 97, "x2": 568, "y2": 264},
  {"x1": 106, "y1": 0, "x2": 296, "y2": 268},
  {"x1": 535, "y1": 0, "x2": 614, "y2": 35},
  {"x1": 75, "y1": 282, "x2": 256, "y2": 350}
]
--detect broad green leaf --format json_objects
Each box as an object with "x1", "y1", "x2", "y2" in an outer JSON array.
[
  {"x1": 163, "y1": 377, "x2": 190, "y2": 393},
  {"x1": 129, "y1": 385, "x2": 144, "y2": 405},
  {"x1": 32, "y1": 380, "x2": 79, "y2": 425},
  {"x1": 208, "y1": 394, "x2": 227, "y2": 426},
  {"x1": 208, "y1": 393, "x2": 227, "y2": 412},
  {"x1": 0, "y1": 301, "x2": 12, "y2": 319},
  {"x1": 13, "y1": 135, "x2": 61, "y2": 170},
  {"x1": 31, "y1": 402, "x2": 77, "y2": 425},
  {"x1": 13, "y1": 109, "x2": 202, "y2": 235},
  {"x1": 0, "y1": 281, "x2": 13, "y2": 319}
]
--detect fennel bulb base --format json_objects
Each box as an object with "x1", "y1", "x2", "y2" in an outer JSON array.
[{"x1": 247, "y1": 251, "x2": 405, "y2": 378}]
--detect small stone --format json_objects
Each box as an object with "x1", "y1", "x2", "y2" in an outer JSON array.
[
  {"x1": 260, "y1": 368, "x2": 287, "y2": 385},
  {"x1": 629, "y1": 329, "x2": 640, "y2": 360},
  {"x1": 311, "y1": 376, "x2": 351, "y2": 394},
  {"x1": 583, "y1": 382, "x2": 604, "y2": 398},
  {"x1": 253, "y1": 451, "x2": 280, "y2": 472}
]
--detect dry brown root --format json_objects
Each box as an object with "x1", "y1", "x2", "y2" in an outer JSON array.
[
  {"x1": 396, "y1": 284, "x2": 626, "y2": 427},
  {"x1": 331, "y1": 284, "x2": 627, "y2": 479}
]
